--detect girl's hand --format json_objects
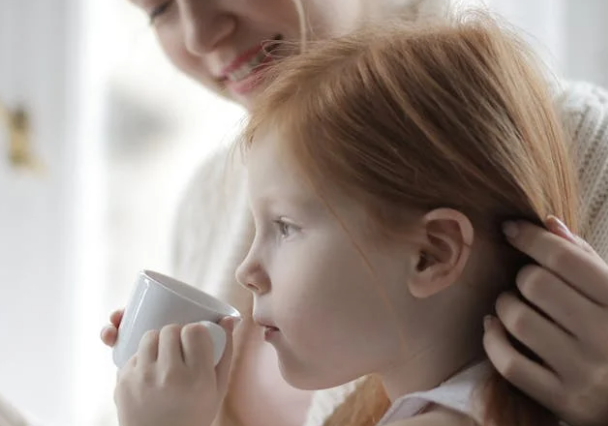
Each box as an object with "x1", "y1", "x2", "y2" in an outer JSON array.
[
  {"x1": 114, "y1": 317, "x2": 237, "y2": 426},
  {"x1": 100, "y1": 308, "x2": 124, "y2": 347},
  {"x1": 484, "y1": 216, "x2": 608, "y2": 426}
]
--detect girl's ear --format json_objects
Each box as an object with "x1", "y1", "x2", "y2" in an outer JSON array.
[{"x1": 407, "y1": 208, "x2": 474, "y2": 298}]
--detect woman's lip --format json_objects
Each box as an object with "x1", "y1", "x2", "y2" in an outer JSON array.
[
  {"x1": 224, "y1": 54, "x2": 275, "y2": 95},
  {"x1": 220, "y1": 44, "x2": 264, "y2": 76},
  {"x1": 220, "y1": 34, "x2": 282, "y2": 78}
]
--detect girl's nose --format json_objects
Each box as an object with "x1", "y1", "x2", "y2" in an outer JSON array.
[{"x1": 236, "y1": 253, "x2": 270, "y2": 295}]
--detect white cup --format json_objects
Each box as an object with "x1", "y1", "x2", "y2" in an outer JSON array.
[{"x1": 113, "y1": 270, "x2": 241, "y2": 369}]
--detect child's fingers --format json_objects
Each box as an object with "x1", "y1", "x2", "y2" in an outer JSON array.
[
  {"x1": 110, "y1": 309, "x2": 125, "y2": 328},
  {"x1": 100, "y1": 325, "x2": 118, "y2": 346},
  {"x1": 158, "y1": 325, "x2": 185, "y2": 367},
  {"x1": 215, "y1": 317, "x2": 238, "y2": 393},
  {"x1": 137, "y1": 329, "x2": 160, "y2": 364},
  {"x1": 181, "y1": 323, "x2": 215, "y2": 370}
]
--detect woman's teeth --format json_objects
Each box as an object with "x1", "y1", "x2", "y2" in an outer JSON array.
[
  {"x1": 227, "y1": 35, "x2": 283, "y2": 83},
  {"x1": 227, "y1": 48, "x2": 270, "y2": 82}
]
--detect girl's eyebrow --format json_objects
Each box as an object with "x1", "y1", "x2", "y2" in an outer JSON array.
[{"x1": 255, "y1": 191, "x2": 321, "y2": 214}]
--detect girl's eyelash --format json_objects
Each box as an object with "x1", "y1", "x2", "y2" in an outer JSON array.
[
  {"x1": 273, "y1": 219, "x2": 296, "y2": 237},
  {"x1": 149, "y1": 1, "x2": 172, "y2": 24}
]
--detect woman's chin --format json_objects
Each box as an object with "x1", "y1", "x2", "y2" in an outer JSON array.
[{"x1": 230, "y1": 82, "x2": 271, "y2": 109}]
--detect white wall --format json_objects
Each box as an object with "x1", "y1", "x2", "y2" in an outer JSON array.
[
  {"x1": 2, "y1": 0, "x2": 242, "y2": 424},
  {"x1": 0, "y1": 0, "x2": 83, "y2": 425},
  {"x1": 490, "y1": 0, "x2": 608, "y2": 88}
]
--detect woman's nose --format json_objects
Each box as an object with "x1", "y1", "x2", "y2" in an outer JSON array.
[{"x1": 180, "y1": 0, "x2": 237, "y2": 55}]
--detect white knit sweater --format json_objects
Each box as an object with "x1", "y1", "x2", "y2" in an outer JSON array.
[{"x1": 171, "y1": 81, "x2": 608, "y2": 426}]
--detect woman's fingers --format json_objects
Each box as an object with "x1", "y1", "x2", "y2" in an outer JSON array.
[
  {"x1": 504, "y1": 220, "x2": 608, "y2": 306},
  {"x1": 483, "y1": 315, "x2": 563, "y2": 409},
  {"x1": 485, "y1": 313, "x2": 608, "y2": 426},
  {"x1": 496, "y1": 218, "x2": 608, "y2": 426},
  {"x1": 516, "y1": 265, "x2": 598, "y2": 339},
  {"x1": 545, "y1": 215, "x2": 599, "y2": 258},
  {"x1": 495, "y1": 292, "x2": 576, "y2": 375}
]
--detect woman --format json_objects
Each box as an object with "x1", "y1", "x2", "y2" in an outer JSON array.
[{"x1": 102, "y1": 1, "x2": 608, "y2": 426}]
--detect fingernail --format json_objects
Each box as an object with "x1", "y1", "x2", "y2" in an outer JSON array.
[
  {"x1": 483, "y1": 315, "x2": 494, "y2": 331},
  {"x1": 546, "y1": 215, "x2": 574, "y2": 239},
  {"x1": 221, "y1": 316, "x2": 241, "y2": 332},
  {"x1": 502, "y1": 221, "x2": 519, "y2": 239}
]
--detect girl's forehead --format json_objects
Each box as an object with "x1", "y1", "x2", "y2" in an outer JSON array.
[{"x1": 247, "y1": 136, "x2": 306, "y2": 197}]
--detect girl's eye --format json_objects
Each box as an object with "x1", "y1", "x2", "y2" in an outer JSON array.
[
  {"x1": 273, "y1": 219, "x2": 297, "y2": 238},
  {"x1": 149, "y1": 1, "x2": 172, "y2": 24}
]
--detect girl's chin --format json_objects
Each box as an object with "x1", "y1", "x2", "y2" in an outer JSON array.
[{"x1": 276, "y1": 356, "x2": 360, "y2": 391}]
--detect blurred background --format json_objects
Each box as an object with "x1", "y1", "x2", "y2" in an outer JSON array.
[{"x1": 0, "y1": 0, "x2": 607, "y2": 425}]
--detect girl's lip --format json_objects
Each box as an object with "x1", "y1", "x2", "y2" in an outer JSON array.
[
  {"x1": 253, "y1": 314, "x2": 279, "y2": 330},
  {"x1": 263, "y1": 326, "x2": 280, "y2": 340}
]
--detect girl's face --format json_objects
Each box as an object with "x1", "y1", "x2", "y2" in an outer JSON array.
[
  {"x1": 129, "y1": 0, "x2": 365, "y2": 107},
  {"x1": 236, "y1": 131, "x2": 427, "y2": 390}
]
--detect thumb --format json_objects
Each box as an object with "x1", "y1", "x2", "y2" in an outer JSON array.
[{"x1": 215, "y1": 316, "x2": 240, "y2": 394}]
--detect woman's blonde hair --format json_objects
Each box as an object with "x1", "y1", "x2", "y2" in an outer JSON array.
[{"x1": 242, "y1": 12, "x2": 578, "y2": 426}]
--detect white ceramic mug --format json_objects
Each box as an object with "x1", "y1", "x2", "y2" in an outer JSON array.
[{"x1": 113, "y1": 270, "x2": 241, "y2": 369}]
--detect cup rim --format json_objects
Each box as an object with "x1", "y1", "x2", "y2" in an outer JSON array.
[{"x1": 141, "y1": 270, "x2": 241, "y2": 319}]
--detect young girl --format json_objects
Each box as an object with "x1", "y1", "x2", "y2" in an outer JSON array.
[{"x1": 114, "y1": 13, "x2": 590, "y2": 426}]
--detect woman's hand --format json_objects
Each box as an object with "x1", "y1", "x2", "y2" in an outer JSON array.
[
  {"x1": 484, "y1": 216, "x2": 608, "y2": 426},
  {"x1": 114, "y1": 317, "x2": 237, "y2": 426}
]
